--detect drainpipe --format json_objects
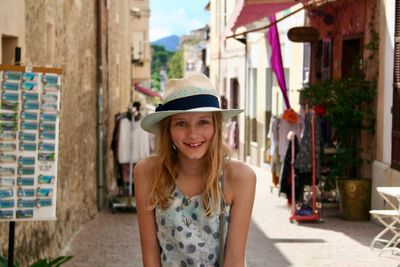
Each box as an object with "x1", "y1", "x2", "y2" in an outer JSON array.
[{"x1": 96, "y1": 0, "x2": 104, "y2": 210}]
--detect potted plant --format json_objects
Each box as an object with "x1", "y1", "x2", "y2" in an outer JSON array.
[
  {"x1": 0, "y1": 255, "x2": 72, "y2": 267},
  {"x1": 302, "y1": 64, "x2": 376, "y2": 220}
]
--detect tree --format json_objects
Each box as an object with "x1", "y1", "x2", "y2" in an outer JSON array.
[
  {"x1": 151, "y1": 45, "x2": 173, "y2": 91},
  {"x1": 167, "y1": 49, "x2": 183, "y2": 79}
]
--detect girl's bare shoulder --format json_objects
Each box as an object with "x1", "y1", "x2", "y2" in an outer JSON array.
[
  {"x1": 224, "y1": 160, "x2": 256, "y2": 203},
  {"x1": 134, "y1": 156, "x2": 158, "y2": 181},
  {"x1": 136, "y1": 155, "x2": 158, "y2": 169},
  {"x1": 224, "y1": 159, "x2": 255, "y2": 179}
]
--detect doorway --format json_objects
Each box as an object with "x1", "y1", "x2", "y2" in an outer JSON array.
[
  {"x1": 229, "y1": 78, "x2": 240, "y2": 150},
  {"x1": 341, "y1": 37, "x2": 361, "y2": 77}
]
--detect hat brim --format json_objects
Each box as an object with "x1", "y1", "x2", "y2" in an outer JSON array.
[{"x1": 141, "y1": 108, "x2": 243, "y2": 134}]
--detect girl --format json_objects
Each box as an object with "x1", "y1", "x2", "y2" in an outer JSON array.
[{"x1": 135, "y1": 73, "x2": 256, "y2": 266}]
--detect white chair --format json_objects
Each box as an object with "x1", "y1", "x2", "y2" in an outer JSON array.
[{"x1": 370, "y1": 209, "x2": 400, "y2": 254}]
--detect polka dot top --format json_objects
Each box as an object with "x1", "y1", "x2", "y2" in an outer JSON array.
[{"x1": 155, "y1": 186, "x2": 230, "y2": 267}]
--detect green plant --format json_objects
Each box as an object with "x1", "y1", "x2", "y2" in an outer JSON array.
[
  {"x1": 0, "y1": 255, "x2": 72, "y2": 267},
  {"x1": 302, "y1": 64, "x2": 376, "y2": 180},
  {"x1": 29, "y1": 256, "x2": 72, "y2": 267},
  {"x1": 0, "y1": 255, "x2": 18, "y2": 267}
]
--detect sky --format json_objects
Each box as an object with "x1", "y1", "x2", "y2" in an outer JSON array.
[{"x1": 149, "y1": 0, "x2": 210, "y2": 41}]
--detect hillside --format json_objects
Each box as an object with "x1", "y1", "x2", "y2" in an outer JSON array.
[{"x1": 151, "y1": 35, "x2": 180, "y2": 52}]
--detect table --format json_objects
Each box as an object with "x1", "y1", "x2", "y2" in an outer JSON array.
[{"x1": 370, "y1": 187, "x2": 400, "y2": 255}]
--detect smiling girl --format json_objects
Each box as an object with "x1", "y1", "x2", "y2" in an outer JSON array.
[{"x1": 135, "y1": 73, "x2": 256, "y2": 267}]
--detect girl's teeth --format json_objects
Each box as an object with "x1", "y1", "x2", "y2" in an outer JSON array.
[{"x1": 188, "y1": 143, "x2": 201, "y2": 147}]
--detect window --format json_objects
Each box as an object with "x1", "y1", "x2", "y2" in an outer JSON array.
[
  {"x1": 46, "y1": 22, "x2": 55, "y2": 64},
  {"x1": 321, "y1": 38, "x2": 332, "y2": 81},
  {"x1": 312, "y1": 39, "x2": 332, "y2": 82},
  {"x1": 303, "y1": 43, "x2": 311, "y2": 87},
  {"x1": 132, "y1": 31, "x2": 145, "y2": 65},
  {"x1": 1, "y1": 35, "x2": 18, "y2": 64},
  {"x1": 250, "y1": 68, "x2": 257, "y2": 142},
  {"x1": 230, "y1": 78, "x2": 240, "y2": 150},
  {"x1": 83, "y1": 49, "x2": 92, "y2": 92}
]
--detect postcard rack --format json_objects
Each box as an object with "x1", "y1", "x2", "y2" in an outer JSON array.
[{"x1": 0, "y1": 64, "x2": 62, "y2": 222}]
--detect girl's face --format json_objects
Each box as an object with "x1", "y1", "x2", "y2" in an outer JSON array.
[{"x1": 170, "y1": 112, "x2": 215, "y2": 160}]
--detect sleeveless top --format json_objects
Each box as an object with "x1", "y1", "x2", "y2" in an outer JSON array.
[{"x1": 155, "y1": 185, "x2": 231, "y2": 267}]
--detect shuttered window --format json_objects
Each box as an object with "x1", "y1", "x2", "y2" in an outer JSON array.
[{"x1": 392, "y1": 0, "x2": 400, "y2": 170}]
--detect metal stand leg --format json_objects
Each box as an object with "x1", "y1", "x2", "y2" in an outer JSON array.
[{"x1": 8, "y1": 221, "x2": 15, "y2": 267}]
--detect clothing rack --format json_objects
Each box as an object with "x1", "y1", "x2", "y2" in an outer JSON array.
[
  {"x1": 109, "y1": 112, "x2": 137, "y2": 213},
  {"x1": 289, "y1": 111, "x2": 322, "y2": 223}
]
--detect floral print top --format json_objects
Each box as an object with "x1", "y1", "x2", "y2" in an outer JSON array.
[{"x1": 155, "y1": 186, "x2": 230, "y2": 267}]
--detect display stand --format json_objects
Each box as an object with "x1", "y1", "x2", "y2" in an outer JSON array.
[
  {"x1": 0, "y1": 59, "x2": 62, "y2": 265},
  {"x1": 289, "y1": 111, "x2": 322, "y2": 223},
  {"x1": 109, "y1": 162, "x2": 136, "y2": 213}
]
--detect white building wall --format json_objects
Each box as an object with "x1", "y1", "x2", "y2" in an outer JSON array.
[
  {"x1": 380, "y1": 0, "x2": 395, "y2": 165},
  {"x1": 277, "y1": 8, "x2": 305, "y2": 113},
  {"x1": 371, "y1": 0, "x2": 400, "y2": 211},
  {"x1": 209, "y1": 0, "x2": 306, "y2": 165},
  {"x1": 246, "y1": 6, "x2": 305, "y2": 166}
]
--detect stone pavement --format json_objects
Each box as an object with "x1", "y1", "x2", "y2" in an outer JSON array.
[{"x1": 62, "y1": 165, "x2": 400, "y2": 267}]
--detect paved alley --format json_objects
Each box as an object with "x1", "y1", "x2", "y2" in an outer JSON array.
[{"x1": 62, "y1": 165, "x2": 400, "y2": 267}]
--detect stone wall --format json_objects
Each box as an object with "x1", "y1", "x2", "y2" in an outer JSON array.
[
  {"x1": 0, "y1": 0, "x2": 133, "y2": 265},
  {"x1": 104, "y1": 0, "x2": 134, "y2": 198}
]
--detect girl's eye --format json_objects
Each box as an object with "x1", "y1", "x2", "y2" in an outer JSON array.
[
  {"x1": 175, "y1": 121, "x2": 186, "y2": 127},
  {"x1": 199, "y1": 120, "x2": 211, "y2": 126}
]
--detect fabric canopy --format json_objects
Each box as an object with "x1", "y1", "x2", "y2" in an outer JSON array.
[
  {"x1": 227, "y1": 0, "x2": 302, "y2": 31},
  {"x1": 134, "y1": 83, "x2": 162, "y2": 98}
]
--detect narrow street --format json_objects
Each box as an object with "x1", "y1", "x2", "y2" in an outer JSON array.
[{"x1": 61, "y1": 164, "x2": 400, "y2": 267}]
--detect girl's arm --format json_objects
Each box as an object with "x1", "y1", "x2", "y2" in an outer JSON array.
[
  {"x1": 134, "y1": 157, "x2": 161, "y2": 267},
  {"x1": 223, "y1": 161, "x2": 256, "y2": 267}
]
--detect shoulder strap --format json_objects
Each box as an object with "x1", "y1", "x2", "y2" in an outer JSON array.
[{"x1": 219, "y1": 170, "x2": 225, "y2": 266}]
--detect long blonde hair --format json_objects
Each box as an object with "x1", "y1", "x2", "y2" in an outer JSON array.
[{"x1": 147, "y1": 112, "x2": 231, "y2": 215}]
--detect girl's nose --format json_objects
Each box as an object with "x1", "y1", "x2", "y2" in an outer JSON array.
[{"x1": 186, "y1": 125, "x2": 198, "y2": 137}]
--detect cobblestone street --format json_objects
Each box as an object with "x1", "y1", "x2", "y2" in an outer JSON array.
[{"x1": 62, "y1": 165, "x2": 400, "y2": 267}]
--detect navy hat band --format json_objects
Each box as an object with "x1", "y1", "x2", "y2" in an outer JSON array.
[{"x1": 156, "y1": 94, "x2": 220, "y2": 112}]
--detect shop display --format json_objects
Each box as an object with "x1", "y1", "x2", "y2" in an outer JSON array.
[{"x1": 0, "y1": 65, "x2": 62, "y2": 221}]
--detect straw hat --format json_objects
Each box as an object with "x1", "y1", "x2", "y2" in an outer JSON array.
[{"x1": 140, "y1": 73, "x2": 243, "y2": 133}]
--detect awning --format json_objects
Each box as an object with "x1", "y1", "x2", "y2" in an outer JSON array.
[
  {"x1": 134, "y1": 83, "x2": 162, "y2": 98},
  {"x1": 227, "y1": 0, "x2": 299, "y2": 31}
]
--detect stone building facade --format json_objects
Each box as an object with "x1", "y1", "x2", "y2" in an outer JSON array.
[{"x1": 0, "y1": 0, "x2": 142, "y2": 264}]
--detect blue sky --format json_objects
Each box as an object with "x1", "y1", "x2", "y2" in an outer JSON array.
[{"x1": 149, "y1": 0, "x2": 210, "y2": 41}]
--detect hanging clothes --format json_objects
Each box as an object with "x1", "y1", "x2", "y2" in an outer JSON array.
[
  {"x1": 268, "y1": 116, "x2": 280, "y2": 187},
  {"x1": 278, "y1": 112, "x2": 304, "y2": 163},
  {"x1": 295, "y1": 111, "x2": 323, "y2": 186},
  {"x1": 279, "y1": 134, "x2": 301, "y2": 203},
  {"x1": 118, "y1": 117, "x2": 151, "y2": 164},
  {"x1": 118, "y1": 116, "x2": 151, "y2": 185},
  {"x1": 111, "y1": 112, "x2": 129, "y2": 188}
]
